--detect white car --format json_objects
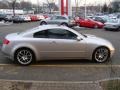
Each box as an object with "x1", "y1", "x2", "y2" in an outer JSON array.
[
  {"x1": 21, "y1": 15, "x2": 31, "y2": 22},
  {"x1": 36, "y1": 14, "x2": 45, "y2": 21},
  {"x1": 2, "y1": 25, "x2": 115, "y2": 65}
]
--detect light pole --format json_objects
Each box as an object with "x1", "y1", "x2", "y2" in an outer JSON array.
[
  {"x1": 84, "y1": 0, "x2": 87, "y2": 19},
  {"x1": 37, "y1": 0, "x2": 39, "y2": 13},
  {"x1": 75, "y1": 0, "x2": 79, "y2": 16}
]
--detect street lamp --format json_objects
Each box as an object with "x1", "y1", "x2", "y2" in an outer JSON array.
[{"x1": 84, "y1": 0, "x2": 87, "y2": 19}]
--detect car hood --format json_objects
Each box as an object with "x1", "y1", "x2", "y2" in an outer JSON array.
[
  {"x1": 85, "y1": 34, "x2": 109, "y2": 43},
  {"x1": 85, "y1": 34, "x2": 112, "y2": 46},
  {"x1": 85, "y1": 34, "x2": 96, "y2": 37},
  {"x1": 85, "y1": 34, "x2": 114, "y2": 50}
]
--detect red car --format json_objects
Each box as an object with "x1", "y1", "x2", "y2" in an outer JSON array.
[
  {"x1": 75, "y1": 18, "x2": 104, "y2": 29},
  {"x1": 29, "y1": 15, "x2": 38, "y2": 21}
]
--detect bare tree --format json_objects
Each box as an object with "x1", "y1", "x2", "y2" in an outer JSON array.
[
  {"x1": 46, "y1": 0, "x2": 52, "y2": 14},
  {"x1": 11, "y1": 0, "x2": 16, "y2": 16}
]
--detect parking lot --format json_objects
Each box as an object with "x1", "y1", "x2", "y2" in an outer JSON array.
[{"x1": 0, "y1": 22, "x2": 120, "y2": 89}]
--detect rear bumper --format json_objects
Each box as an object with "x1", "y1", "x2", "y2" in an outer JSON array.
[{"x1": 1, "y1": 45, "x2": 14, "y2": 60}]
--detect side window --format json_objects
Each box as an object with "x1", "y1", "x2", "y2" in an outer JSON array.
[
  {"x1": 33, "y1": 30, "x2": 48, "y2": 38},
  {"x1": 48, "y1": 29, "x2": 67, "y2": 39},
  {"x1": 47, "y1": 29, "x2": 77, "y2": 39},
  {"x1": 56, "y1": 16, "x2": 67, "y2": 20},
  {"x1": 96, "y1": 17, "x2": 102, "y2": 21},
  {"x1": 68, "y1": 31, "x2": 77, "y2": 39}
]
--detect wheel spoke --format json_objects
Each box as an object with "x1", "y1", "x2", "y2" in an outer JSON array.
[
  {"x1": 16, "y1": 49, "x2": 33, "y2": 65},
  {"x1": 95, "y1": 48, "x2": 109, "y2": 63}
]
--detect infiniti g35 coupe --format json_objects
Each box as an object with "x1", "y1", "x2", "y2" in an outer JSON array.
[{"x1": 2, "y1": 25, "x2": 115, "y2": 65}]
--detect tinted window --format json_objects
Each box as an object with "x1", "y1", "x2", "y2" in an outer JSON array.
[
  {"x1": 34, "y1": 30, "x2": 48, "y2": 38},
  {"x1": 95, "y1": 17, "x2": 102, "y2": 20},
  {"x1": 56, "y1": 16, "x2": 67, "y2": 20},
  {"x1": 48, "y1": 29, "x2": 77, "y2": 39},
  {"x1": 34, "y1": 29, "x2": 77, "y2": 39}
]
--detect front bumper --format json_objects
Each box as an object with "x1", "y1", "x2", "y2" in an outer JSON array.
[
  {"x1": 110, "y1": 49, "x2": 115, "y2": 58},
  {"x1": 104, "y1": 26, "x2": 119, "y2": 30}
]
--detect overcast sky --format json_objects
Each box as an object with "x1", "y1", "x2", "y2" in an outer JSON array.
[{"x1": 27, "y1": 0, "x2": 113, "y2": 6}]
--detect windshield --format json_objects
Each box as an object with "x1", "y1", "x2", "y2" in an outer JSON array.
[{"x1": 108, "y1": 19, "x2": 120, "y2": 23}]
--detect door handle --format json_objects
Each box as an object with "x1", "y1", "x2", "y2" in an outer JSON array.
[{"x1": 50, "y1": 41, "x2": 56, "y2": 44}]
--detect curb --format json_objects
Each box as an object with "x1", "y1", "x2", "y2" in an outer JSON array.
[
  {"x1": 0, "y1": 78, "x2": 120, "y2": 90},
  {"x1": 0, "y1": 79, "x2": 103, "y2": 90}
]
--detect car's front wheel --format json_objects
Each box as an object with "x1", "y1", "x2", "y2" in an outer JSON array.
[
  {"x1": 94, "y1": 24, "x2": 98, "y2": 29},
  {"x1": 40, "y1": 21, "x2": 47, "y2": 25},
  {"x1": 61, "y1": 23, "x2": 68, "y2": 27},
  {"x1": 14, "y1": 48, "x2": 35, "y2": 65},
  {"x1": 93, "y1": 47, "x2": 110, "y2": 63}
]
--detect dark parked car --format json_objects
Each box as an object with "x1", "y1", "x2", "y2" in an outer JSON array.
[
  {"x1": 0, "y1": 14, "x2": 6, "y2": 21},
  {"x1": 12, "y1": 15, "x2": 24, "y2": 23},
  {"x1": 5, "y1": 15, "x2": 14, "y2": 22},
  {"x1": 92, "y1": 16, "x2": 107, "y2": 24}
]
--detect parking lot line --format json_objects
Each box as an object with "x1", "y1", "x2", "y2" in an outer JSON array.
[
  {"x1": 30, "y1": 64, "x2": 120, "y2": 68},
  {"x1": 0, "y1": 78, "x2": 95, "y2": 84},
  {"x1": 0, "y1": 63, "x2": 120, "y2": 68}
]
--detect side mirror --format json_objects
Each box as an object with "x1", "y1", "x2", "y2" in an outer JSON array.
[{"x1": 76, "y1": 37, "x2": 83, "y2": 41}]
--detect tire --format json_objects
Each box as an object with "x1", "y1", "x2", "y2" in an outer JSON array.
[
  {"x1": 61, "y1": 23, "x2": 68, "y2": 27},
  {"x1": 92, "y1": 47, "x2": 110, "y2": 63},
  {"x1": 14, "y1": 48, "x2": 35, "y2": 66},
  {"x1": 118, "y1": 27, "x2": 120, "y2": 31},
  {"x1": 40, "y1": 21, "x2": 47, "y2": 25},
  {"x1": 94, "y1": 25, "x2": 98, "y2": 29}
]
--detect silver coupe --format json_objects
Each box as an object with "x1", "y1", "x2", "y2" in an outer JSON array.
[{"x1": 2, "y1": 25, "x2": 115, "y2": 65}]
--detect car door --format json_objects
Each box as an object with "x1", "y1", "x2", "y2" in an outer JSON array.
[
  {"x1": 47, "y1": 29, "x2": 87, "y2": 59},
  {"x1": 47, "y1": 16, "x2": 58, "y2": 24},
  {"x1": 33, "y1": 28, "x2": 86, "y2": 59}
]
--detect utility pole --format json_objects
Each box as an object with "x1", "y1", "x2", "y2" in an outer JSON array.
[
  {"x1": 75, "y1": 0, "x2": 79, "y2": 16},
  {"x1": 37, "y1": 0, "x2": 39, "y2": 13},
  {"x1": 84, "y1": 0, "x2": 87, "y2": 19}
]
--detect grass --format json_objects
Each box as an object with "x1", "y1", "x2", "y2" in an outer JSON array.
[
  {"x1": 0, "y1": 40, "x2": 2, "y2": 44},
  {"x1": 100, "y1": 79, "x2": 120, "y2": 90}
]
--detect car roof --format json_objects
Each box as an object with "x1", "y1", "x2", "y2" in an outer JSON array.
[
  {"x1": 20, "y1": 25, "x2": 82, "y2": 38},
  {"x1": 20, "y1": 25, "x2": 73, "y2": 35}
]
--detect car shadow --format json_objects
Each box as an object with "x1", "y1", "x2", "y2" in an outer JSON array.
[{"x1": 33, "y1": 59, "x2": 111, "y2": 66}]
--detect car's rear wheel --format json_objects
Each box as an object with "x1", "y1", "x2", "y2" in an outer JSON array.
[
  {"x1": 40, "y1": 21, "x2": 47, "y2": 25},
  {"x1": 14, "y1": 48, "x2": 35, "y2": 65},
  {"x1": 93, "y1": 47, "x2": 110, "y2": 63}
]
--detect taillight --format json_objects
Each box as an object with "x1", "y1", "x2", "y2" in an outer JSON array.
[{"x1": 3, "y1": 39, "x2": 10, "y2": 45}]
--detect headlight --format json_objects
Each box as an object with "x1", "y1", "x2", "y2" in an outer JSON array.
[{"x1": 70, "y1": 20, "x2": 75, "y2": 24}]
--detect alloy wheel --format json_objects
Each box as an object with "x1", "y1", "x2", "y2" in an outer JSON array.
[{"x1": 93, "y1": 47, "x2": 110, "y2": 63}]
